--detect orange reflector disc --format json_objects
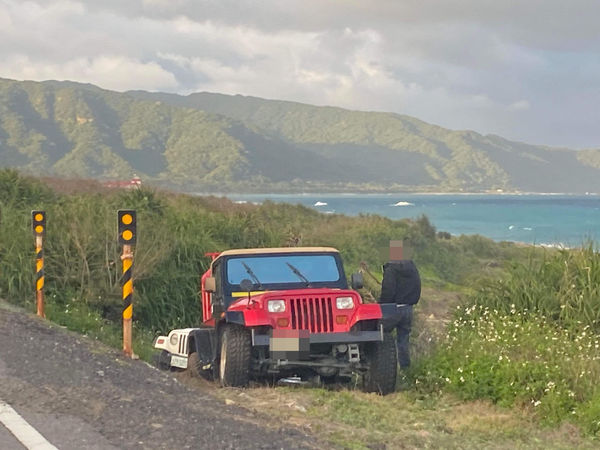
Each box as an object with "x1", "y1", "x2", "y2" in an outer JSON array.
[
  {"x1": 35, "y1": 213, "x2": 44, "y2": 221},
  {"x1": 122, "y1": 230, "x2": 133, "y2": 241},
  {"x1": 122, "y1": 214, "x2": 133, "y2": 225},
  {"x1": 336, "y1": 316, "x2": 348, "y2": 324},
  {"x1": 277, "y1": 318, "x2": 289, "y2": 327},
  {"x1": 35, "y1": 225, "x2": 44, "y2": 234}
]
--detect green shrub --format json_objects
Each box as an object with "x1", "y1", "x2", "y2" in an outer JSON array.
[
  {"x1": 2, "y1": 171, "x2": 490, "y2": 331},
  {"x1": 0, "y1": 169, "x2": 55, "y2": 207},
  {"x1": 412, "y1": 302, "x2": 600, "y2": 434},
  {"x1": 471, "y1": 244, "x2": 600, "y2": 330}
]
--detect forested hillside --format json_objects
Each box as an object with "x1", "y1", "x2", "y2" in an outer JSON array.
[{"x1": 2, "y1": 77, "x2": 600, "y2": 192}]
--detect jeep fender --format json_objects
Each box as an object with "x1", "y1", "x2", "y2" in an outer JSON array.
[
  {"x1": 349, "y1": 303, "x2": 383, "y2": 328},
  {"x1": 225, "y1": 308, "x2": 271, "y2": 327},
  {"x1": 187, "y1": 328, "x2": 218, "y2": 367}
]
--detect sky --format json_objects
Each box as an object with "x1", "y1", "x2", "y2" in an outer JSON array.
[{"x1": 1, "y1": 0, "x2": 599, "y2": 149}]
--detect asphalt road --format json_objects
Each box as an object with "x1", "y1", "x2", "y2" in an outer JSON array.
[
  {"x1": 0, "y1": 302, "x2": 318, "y2": 449},
  {"x1": 0, "y1": 422, "x2": 25, "y2": 449}
]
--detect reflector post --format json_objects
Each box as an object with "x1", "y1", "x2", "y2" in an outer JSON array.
[
  {"x1": 32, "y1": 210, "x2": 46, "y2": 237},
  {"x1": 31, "y1": 211, "x2": 46, "y2": 318},
  {"x1": 117, "y1": 210, "x2": 136, "y2": 245},
  {"x1": 117, "y1": 209, "x2": 137, "y2": 358}
]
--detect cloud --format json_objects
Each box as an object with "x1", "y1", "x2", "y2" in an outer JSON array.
[
  {"x1": 1, "y1": 0, "x2": 600, "y2": 147},
  {"x1": 508, "y1": 100, "x2": 530, "y2": 112},
  {"x1": 2, "y1": 55, "x2": 178, "y2": 92}
]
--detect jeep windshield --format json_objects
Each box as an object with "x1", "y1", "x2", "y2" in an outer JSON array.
[{"x1": 225, "y1": 253, "x2": 346, "y2": 290}]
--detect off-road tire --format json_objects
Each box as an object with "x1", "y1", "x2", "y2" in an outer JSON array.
[
  {"x1": 219, "y1": 325, "x2": 251, "y2": 387},
  {"x1": 187, "y1": 352, "x2": 202, "y2": 377},
  {"x1": 363, "y1": 332, "x2": 397, "y2": 395},
  {"x1": 154, "y1": 350, "x2": 170, "y2": 370}
]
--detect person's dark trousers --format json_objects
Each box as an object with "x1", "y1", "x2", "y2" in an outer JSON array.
[{"x1": 395, "y1": 304, "x2": 413, "y2": 369}]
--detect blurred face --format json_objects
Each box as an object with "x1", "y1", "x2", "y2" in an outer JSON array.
[
  {"x1": 378, "y1": 240, "x2": 412, "y2": 263},
  {"x1": 389, "y1": 240, "x2": 403, "y2": 260}
]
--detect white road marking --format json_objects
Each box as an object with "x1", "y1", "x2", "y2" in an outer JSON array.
[{"x1": 0, "y1": 401, "x2": 58, "y2": 450}]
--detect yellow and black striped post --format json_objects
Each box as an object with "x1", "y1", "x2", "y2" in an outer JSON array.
[
  {"x1": 118, "y1": 210, "x2": 136, "y2": 357},
  {"x1": 32, "y1": 211, "x2": 46, "y2": 318}
]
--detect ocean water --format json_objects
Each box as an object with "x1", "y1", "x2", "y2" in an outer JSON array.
[{"x1": 224, "y1": 193, "x2": 600, "y2": 246}]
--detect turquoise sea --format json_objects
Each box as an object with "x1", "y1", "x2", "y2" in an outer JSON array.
[{"x1": 224, "y1": 193, "x2": 600, "y2": 246}]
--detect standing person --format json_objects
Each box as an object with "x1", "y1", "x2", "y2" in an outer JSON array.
[{"x1": 379, "y1": 241, "x2": 421, "y2": 369}]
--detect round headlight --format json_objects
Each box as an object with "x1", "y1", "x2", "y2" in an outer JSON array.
[
  {"x1": 169, "y1": 333, "x2": 179, "y2": 346},
  {"x1": 267, "y1": 299, "x2": 286, "y2": 313},
  {"x1": 336, "y1": 296, "x2": 354, "y2": 309}
]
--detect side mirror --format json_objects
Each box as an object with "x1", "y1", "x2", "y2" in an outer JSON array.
[
  {"x1": 351, "y1": 272, "x2": 364, "y2": 290},
  {"x1": 204, "y1": 276, "x2": 216, "y2": 293},
  {"x1": 240, "y1": 278, "x2": 254, "y2": 293}
]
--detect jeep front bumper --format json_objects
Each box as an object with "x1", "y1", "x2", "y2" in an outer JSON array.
[{"x1": 250, "y1": 324, "x2": 384, "y2": 346}]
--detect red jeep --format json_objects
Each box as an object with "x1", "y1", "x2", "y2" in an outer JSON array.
[{"x1": 154, "y1": 247, "x2": 398, "y2": 394}]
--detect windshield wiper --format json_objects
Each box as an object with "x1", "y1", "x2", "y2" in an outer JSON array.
[
  {"x1": 241, "y1": 262, "x2": 262, "y2": 289},
  {"x1": 286, "y1": 262, "x2": 311, "y2": 287}
]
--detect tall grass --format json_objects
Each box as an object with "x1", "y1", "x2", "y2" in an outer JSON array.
[
  {"x1": 1, "y1": 170, "x2": 528, "y2": 334},
  {"x1": 413, "y1": 245, "x2": 600, "y2": 435},
  {"x1": 0, "y1": 172, "x2": 483, "y2": 326},
  {"x1": 471, "y1": 244, "x2": 600, "y2": 330}
]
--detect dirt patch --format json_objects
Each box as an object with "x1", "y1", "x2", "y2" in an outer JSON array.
[{"x1": 445, "y1": 400, "x2": 522, "y2": 434}]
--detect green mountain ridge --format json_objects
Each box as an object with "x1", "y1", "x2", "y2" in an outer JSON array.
[{"x1": 1, "y1": 77, "x2": 599, "y2": 192}]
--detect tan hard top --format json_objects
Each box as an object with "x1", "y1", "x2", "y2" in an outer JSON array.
[{"x1": 212, "y1": 247, "x2": 339, "y2": 265}]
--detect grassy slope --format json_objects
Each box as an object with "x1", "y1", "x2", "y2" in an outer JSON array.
[
  {"x1": 210, "y1": 386, "x2": 592, "y2": 449},
  {"x1": 1, "y1": 171, "x2": 598, "y2": 448},
  {"x1": 181, "y1": 281, "x2": 594, "y2": 449}
]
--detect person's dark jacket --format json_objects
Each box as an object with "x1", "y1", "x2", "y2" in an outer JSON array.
[{"x1": 379, "y1": 260, "x2": 421, "y2": 305}]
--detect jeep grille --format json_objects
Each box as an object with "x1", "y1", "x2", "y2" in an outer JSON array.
[
  {"x1": 178, "y1": 334, "x2": 188, "y2": 355},
  {"x1": 289, "y1": 297, "x2": 334, "y2": 333}
]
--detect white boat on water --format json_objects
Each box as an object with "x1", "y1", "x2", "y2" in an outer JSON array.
[
  {"x1": 314, "y1": 201, "x2": 328, "y2": 206},
  {"x1": 393, "y1": 201, "x2": 414, "y2": 206}
]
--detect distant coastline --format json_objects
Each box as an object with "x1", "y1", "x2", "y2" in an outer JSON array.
[
  {"x1": 215, "y1": 192, "x2": 600, "y2": 246},
  {"x1": 192, "y1": 190, "x2": 599, "y2": 197}
]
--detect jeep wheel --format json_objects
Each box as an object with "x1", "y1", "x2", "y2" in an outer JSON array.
[
  {"x1": 187, "y1": 352, "x2": 201, "y2": 377},
  {"x1": 154, "y1": 350, "x2": 170, "y2": 370},
  {"x1": 219, "y1": 325, "x2": 251, "y2": 387},
  {"x1": 363, "y1": 332, "x2": 397, "y2": 395}
]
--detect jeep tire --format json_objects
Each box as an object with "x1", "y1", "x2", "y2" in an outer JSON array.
[
  {"x1": 219, "y1": 325, "x2": 251, "y2": 387},
  {"x1": 154, "y1": 350, "x2": 170, "y2": 370},
  {"x1": 363, "y1": 332, "x2": 397, "y2": 395},
  {"x1": 187, "y1": 351, "x2": 201, "y2": 377}
]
